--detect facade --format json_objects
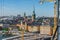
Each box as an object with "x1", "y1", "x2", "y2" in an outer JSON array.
[
  {"x1": 40, "y1": 25, "x2": 53, "y2": 35},
  {"x1": 28, "y1": 25, "x2": 40, "y2": 32},
  {"x1": 0, "y1": 24, "x2": 3, "y2": 27},
  {"x1": 16, "y1": 20, "x2": 53, "y2": 35},
  {"x1": 16, "y1": 21, "x2": 40, "y2": 32},
  {"x1": 0, "y1": 23, "x2": 10, "y2": 28}
]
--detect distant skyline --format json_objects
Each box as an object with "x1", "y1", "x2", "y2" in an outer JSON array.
[{"x1": 0, "y1": 0, "x2": 54, "y2": 17}]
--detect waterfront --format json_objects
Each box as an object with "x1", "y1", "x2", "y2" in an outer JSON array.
[
  {"x1": 2, "y1": 32, "x2": 52, "y2": 40},
  {"x1": 0, "y1": 31, "x2": 2, "y2": 40}
]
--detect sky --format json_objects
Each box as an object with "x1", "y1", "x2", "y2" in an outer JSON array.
[{"x1": 0, "y1": 0, "x2": 54, "y2": 17}]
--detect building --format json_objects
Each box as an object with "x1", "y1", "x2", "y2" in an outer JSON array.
[
  {"x1": 27, "y1": 21, "x2": 40, "y2": 32},
  {"x1": 0, "y1": 23, "x2": 10, "y2": 28},
  {"x1": 40, "y1": 25, "x2": 53, "y2": 35},
  {"x1": 16, "y1": 20, "x2": 41, "y2": 32}
]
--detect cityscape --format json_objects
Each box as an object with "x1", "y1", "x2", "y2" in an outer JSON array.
[{"x1": 0, "y1": 0, "x2": 60, "y2": 40}]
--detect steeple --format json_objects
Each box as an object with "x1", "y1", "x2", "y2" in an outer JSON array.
[
  {"x1": 24, "y1": 12, "x2": 26, "y2": 19},
  {"x1": 32, "y1": 5, "x2": 36, "y2": 21}
]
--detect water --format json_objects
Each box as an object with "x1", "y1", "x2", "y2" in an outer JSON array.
[
  {"x1": 0, "y1": 34, "x2": 2, "y2": 40},
  {"x1": 0, "y1": 31, "x2": 2, "y2": 40},
  {"x1": 2, "y1": 34, "x2": 16, "y2": 40},
  {"x1": 58, "y1": 25, "x2": 60, "y2": 40},
  {"x1": 4, "y1": 35, "x2": 15, "y2": 37}
]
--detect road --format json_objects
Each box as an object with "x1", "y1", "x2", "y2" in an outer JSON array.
[{"x1": 2, "y1": 32, "x2": 52, "y2": 40}]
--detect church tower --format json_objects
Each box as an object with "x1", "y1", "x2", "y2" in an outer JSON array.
[
  {"x1": 24, "y1": 12, "x2": 26, "y2": 19},
  {"x1": 32, "y1": 5, "x2": 36, "y2": 21}
]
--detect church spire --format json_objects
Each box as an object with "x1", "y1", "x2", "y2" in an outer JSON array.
[
  {"x1": 32, "y1": 5, "x2": 36, "y2": 21},
  {"x1": 24, "y1": 12, "x2": 26, "y2": 19}
]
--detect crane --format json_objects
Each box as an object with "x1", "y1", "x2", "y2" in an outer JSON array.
[{"x1": 39, "y1": 0, "x2": 58, "y2": 40}]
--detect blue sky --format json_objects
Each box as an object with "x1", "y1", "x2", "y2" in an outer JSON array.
[{"x1": 0, "y1": 0, "x2": 54, "y2": 17}]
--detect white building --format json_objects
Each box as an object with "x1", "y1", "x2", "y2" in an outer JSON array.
[{"x1": 0, "y1": 23, "x2": 10, "y2": 28}]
